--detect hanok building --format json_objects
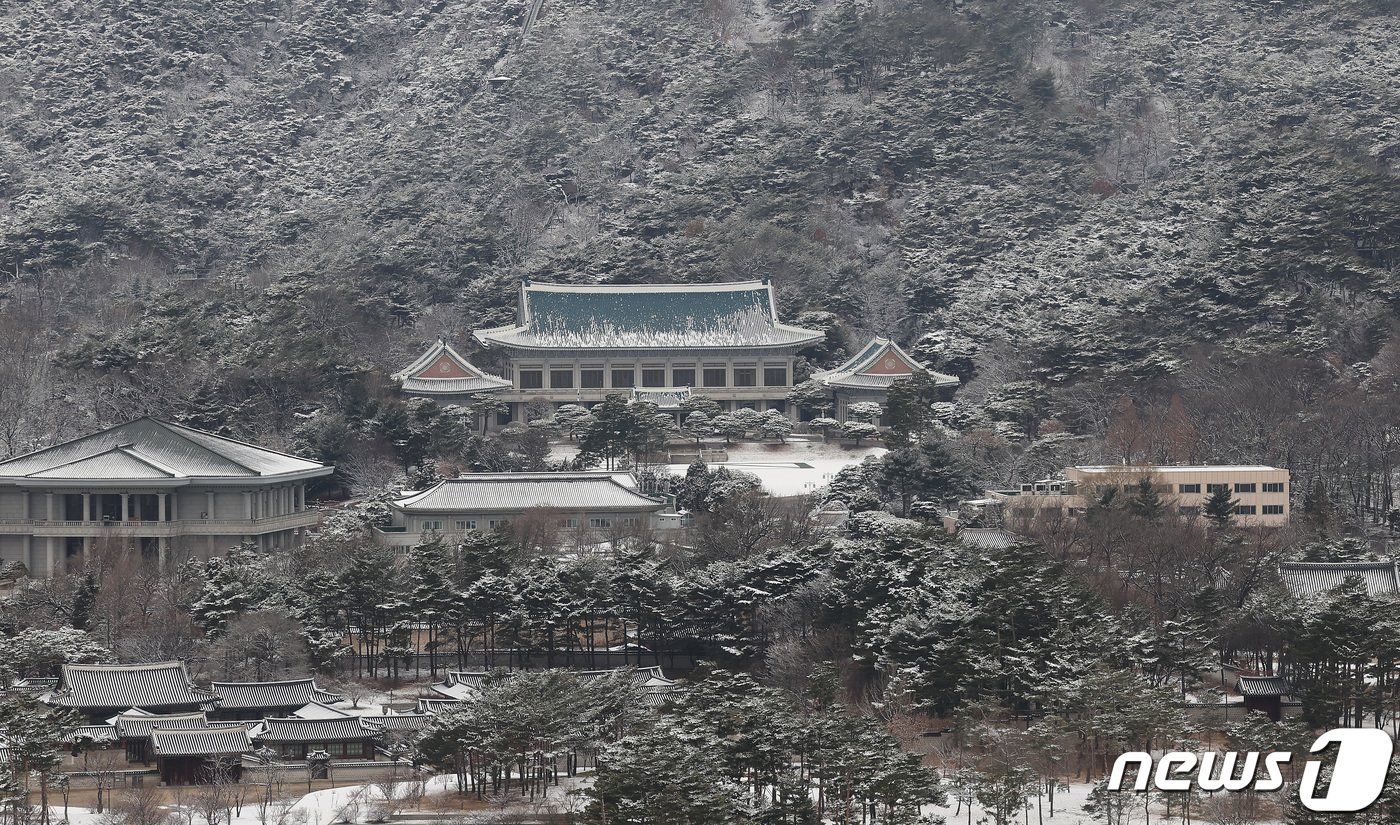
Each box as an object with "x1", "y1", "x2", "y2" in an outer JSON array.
[
  {"x1": 1236, "y1": 675, "x2": 1291, "y2": 722},
  {"x1": 257, "y1": 716, "x2": 380, "y2": 761},
  {"x1": 150, "y1": 727, "x2": 252, "y2": 785},
  {"x1": 0, "y1": 418, "x2": 334, "y2": 576},
  {"x1": 810, "y1": 337, "x2": 959, "y2": 423},
  {"x1": 393, "y1": 338, "x2": 512, "y2": 411},
  {"x1": 209, "y1": 679, "x2": 344, "y2": 721},
  {"x1": 472, "y1": 279, "x2": 824, "y2": 427},
  {"x1": 1278, "y1": 561, "x2": 1400, "y2": 599},
  {"x1": 374, "y1": 472, "x2": 669, "y2": 547},
  {"x1": 48, "y1": 662, "x2": 216, "y2": 724},
  {"x1": 112, "y1": 709, "x2": 213, "y2": 763}
]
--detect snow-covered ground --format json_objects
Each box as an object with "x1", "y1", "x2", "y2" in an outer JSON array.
[
  {"x1": 926, "y1": 780, "x2": 1286, "y2": 825},
  {"x1": 550, "y1": 438, "x2": 885, "y2": 497}
]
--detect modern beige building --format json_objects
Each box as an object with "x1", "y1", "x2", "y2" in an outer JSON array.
[
  {"x1": 0, "y1": 418, "x2": 334, "y2": 576},
  {"x1": 983, "y1": 465, "x2": 1291, "y2": 527}
]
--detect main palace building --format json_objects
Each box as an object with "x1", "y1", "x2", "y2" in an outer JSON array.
[{"x1": 401, "y1": 278, "x2": 826, "y2": 427}]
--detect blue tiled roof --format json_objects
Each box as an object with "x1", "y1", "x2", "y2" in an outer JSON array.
[{"x1": 475, "y1": 281, "x2": 823, "y2": 350}]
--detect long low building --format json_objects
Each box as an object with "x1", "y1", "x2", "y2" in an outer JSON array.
[
  {"x1": 0, "y1": 417, "x2": 334, "y2": 576},
  {"x1": 981, "y1": 464, "x2": 1291, "y2": 527},
  {"x1": 373, "y1": 472, "x2": 674, "y2": 547}
]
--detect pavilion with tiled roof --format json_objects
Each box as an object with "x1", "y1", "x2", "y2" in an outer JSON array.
[
  {"x1": 151, "y1": 727, "x2": 252, "y2": 784},
  {"x1": 256, "y1": 716, "x2": 380, "y2": 761},
  {"x1": 376, "y1": 472, "x2": 667, "y2": 546},
  {"x1": 1278, "y1": 561, "x2": 1400, "y2": 599},
  {"x1": 393, "y1": 338, "x2": 512, "y2": 404},
  {"x1": 210, "y1": 678, "x2": 343, "y2": 721},
  {"x1": 811, "y1": 336, "x2": 959, "y2": 423},
  {"x1": 0, "y1": 417, "x2": 333, "y2": 576},
  {"x1": 471, "y1": 278, "x2": 823, "y2": 428},
  {"x1": 48, "y1": 662, "x2": 216, "y2": 723}
]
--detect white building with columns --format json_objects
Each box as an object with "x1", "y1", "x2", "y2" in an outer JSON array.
[{"x1": 0, "y1": 417, "x2": 333, "y2": 577}]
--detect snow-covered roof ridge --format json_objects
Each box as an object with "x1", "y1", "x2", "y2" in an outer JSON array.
[
  {"x1": 393, "y1": 472, "x2": 665, "y2": 514},
  {"x1": 393, "y1": 338, "x2": 511, "y2": 395},
  {"x1": 812, "y1": 336, "x2": 958, "y2": 390},
  {"x1": 474, "y1": 279, "x2": 824, "y2": 351}
]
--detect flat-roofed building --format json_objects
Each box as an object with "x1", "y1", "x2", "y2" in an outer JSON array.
[
  {"x1": 984, "y1": 465, "x2": 1291, "y2": 527},
  {"x1": 373, "y1": 472, "x2": 669, "y2": 547},
  {"x1": 0, "y1": 417, "x2": 334, "y2": 576},
  {"x1": 472, "y1": 278, "x2": 823, "y2": 427}
]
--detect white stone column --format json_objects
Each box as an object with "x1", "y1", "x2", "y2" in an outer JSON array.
[
  {"x1": 243, "y1": 491, "x2": 253, "y2": 519},
  {"x1": 157, "y1": 492, "x2": 167, "y2": 522},
  {"x1": 22, "y1": 535, "x2": 31, "y2": 574},
  {"x1": 45, "y1": 492, "x2": 54, "y2": 521},
  {"x1": 120, "y1": 493, "x2": 130, "y2": 522},
  {"x1": 45, "y1": 537, "x2": 55, "y2": 577},
  {"x1": 82, "y1": 492, "x2": 91, "y2": 522},
  {"x1": 206, "y1": 490, "x2": 215, "y2": 519},
  {"x1": 158, "y1": 537, "x2": 168, "y2": 569}
]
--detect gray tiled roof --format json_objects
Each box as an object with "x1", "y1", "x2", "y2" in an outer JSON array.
[
  {"x1": 431, "y1": 667, "x2": 673, "y2": 704},
  {"x1": 258, "y1": 717, "x2": 378, "y2": 743},
  {"x1": 212, "y1": 680, "x2": 342, "y2": 711},
  {"x1": 1279, "y1": 562, "x2": 1400, "y2": 598},
  {"x1": 394, "y1": 339, "x2": 511, "y2": 395},
  {"x1": 113, "y1": 711, "x2": 210, "y2": 739},
  {"x1": 151, "y1": 727, "x2": 252, "y2": 757},
  {"x1": 394, "y1": 473, "x2": 664, "y2": 514},
  {"x1": 1237, "y1": 676, "x2": 1289, "y2": 697},
  {"x1": 51, "y1": 662, "x2": 215, "y2": 710},
  {"x1": 0, "y1": 418, "x2": 332, "y2": 482},
  {"x1": 363, "y1": 714, "x2": 433, "y2": 733},
  {"x1": 68, "y1": 725, "x2": 118, "y2": 743},
  {"x1": 475, "y1": 281, "x2": 824, "y2": 350},
  {"x1": 811, "y1": 337, "x2": 959, "y2": 391},
  {"x1": 416, "y1": 698, "x2": 463, "y2": 714},
  {"x1": 957, "y1": 528, "x2": 1025, "y2": 550}
]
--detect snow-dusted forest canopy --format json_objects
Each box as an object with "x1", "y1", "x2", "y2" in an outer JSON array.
[{"x1": 1, "y1": 0, "x2": 1399, "y2": 517}]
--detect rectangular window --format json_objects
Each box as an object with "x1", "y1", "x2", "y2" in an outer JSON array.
[
  {"x1": 703, "y1": 368, "x2": 727, "y2": 387},
  {"x1": 1178, "y1": 483, "x2": 1201, "y2": 494},
  {"x1": 488, "y1": 519, "x2": 507, "y2": 529},
  {"x1": 1262, "y1": 504, "x2": 1284, "y2": 515},
  {"x1": 1235, "y1": 483, "x2": 1256, "y2": 493},
  {"x1": 620, "y1": 516, "x2": 639, "y2": 527},
  {"x1": 423, "y1": 520, "x2": 443, "y2": 531},
  {"x1": 519, "y1": 370, "x2": 544, "y2": 390},
  {"x1": 733, "y1": 368, "x2": 757, "y2": 387},
  {"x1": 580, "y1": 369, "x2": 605, "y2": 388},
  {"x1": 672, "y1": 368, "x2": 696, "y2": 387},
  {"x1": 1263, "y1": 482, "x2": 1285, "y2": 493},
  {"x1": 641, "y1": 368, "x2": 667, "y2": 387},
  {"x1": 589, "y1": 516, "x2": 612, "y2": 529},
  {"x1": 1235, "y1": 505, "x2": 1257, "y2": 515},
  {"x1": 550, "y1": 369, "x2": 574, "y2": 389},
  {"x1": 611, "y1": 368, "x2": 635, "y2": 388},
  {"x1": 558, "y1": 517, "x2": 579, "y2": 529},
  {"x1": 1206, "y1": 483, "x2": 1229, "y2": 494},
  {"x1": 763, "y1": 367, "x2": 788, "y2": 387},
  {"x1": 455, "y1": 520, "x2": 467, "y2": 530}
]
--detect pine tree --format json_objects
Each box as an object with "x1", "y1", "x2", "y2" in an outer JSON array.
[{"x1": 1203, "y1": 487, "x2": 1238, "y2": 528}]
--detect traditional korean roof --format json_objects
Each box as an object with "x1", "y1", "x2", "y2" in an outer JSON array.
[
  {"x1": 1237, "y1": 676, "x2": 1290, "y2": 697},
  {"x1": 474, "y1": 280, "x2": 824, "y2": 351},
  {"x1": 393, "y1": 339, "x2": 511, "y2": 396},
  {"x1": 632, "y1": 387, "x2": 692, "y2": 409},
  {"x1": 291, "y1": 701, "x2": 352, "y2": 719},
  {"x1": 416, "y1": 698, "x2": 463, "y2": 714},
  {"x1": 363, "y1": 713, "x2": 433, "y2": 733},
  {"x1": 211, "y1": 679, "x2": 343, "y2": 712},
  {"x1": 0, "y1": 419, "x2": 332, "y2": 485},
  {"x1": 50, "y1": 662, "x2": 216, "y2": 710},
  {"x1": 151, "y1": 728, "x2": 252, "y2": 757},
  {"x1": 1279, "y1": 561, "x2": 1400, "y2": 598},
  {"x1": 68, "y1": 725, "x2": 119, "y2": 743},
  {"x1": 957, "y1": 528, "x2": 1024, "y2": 550},
  {"x1": 394, "y1": 473, "x2": 664, "y2": 514},
  {"x1": 113, "y1": 711, "x2": 210, "y2": 739},
  {"x1": 811, "y1": 337, "x2": 958, "y2": 391},
  {"x1": 430, "y1": 667, "x2": 672, "y2": 704},
  {"x1": 258, "y1": 716, "x2": 379, "y2": 743}
]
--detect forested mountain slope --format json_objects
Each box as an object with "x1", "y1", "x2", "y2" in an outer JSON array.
[{"x1": 1, "y1": 0, "x2": 1398, "y2": 511}]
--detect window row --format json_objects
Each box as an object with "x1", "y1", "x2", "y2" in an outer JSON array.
[
  {"x1": 1178, "y1": 504, "x2": 1285, "y2": 516},
  {"x1": 1181, "y1": 482, "x2": 1286, "y2": 494},
  {"x1": 516, "y1": 365, "x2": 789, "y2": 390}
]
